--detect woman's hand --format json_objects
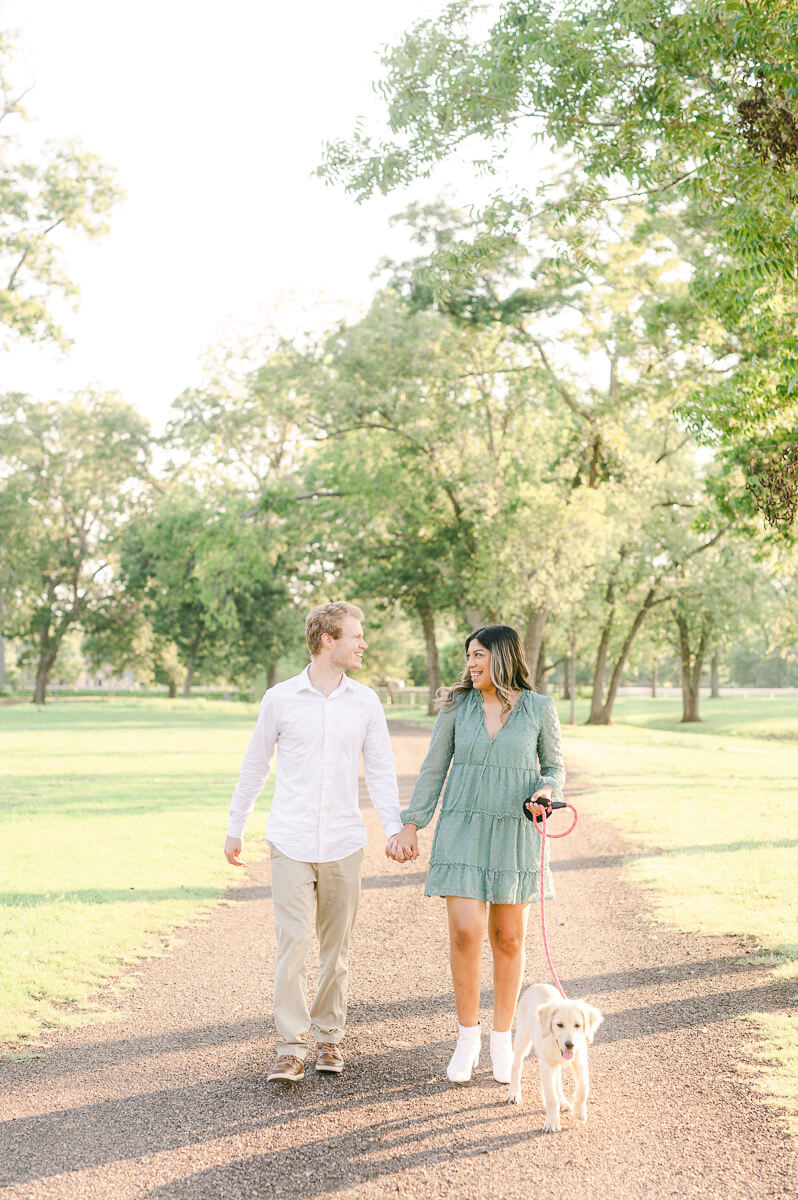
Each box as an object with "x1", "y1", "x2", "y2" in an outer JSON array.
[
  {"x1": 386, "y1": 824, "x2": 419, "y2": 862},
  {"x1": 524, "y1": 787, "x2": 553, "y2": 818}
]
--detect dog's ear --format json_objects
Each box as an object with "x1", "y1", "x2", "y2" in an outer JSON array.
[
  {"x1": 536, "y1": 1002, "x2": 558, "y2": 1038},
  {"x1": 581, "y1": 1003, "x2": 604, "y2": 1044}
]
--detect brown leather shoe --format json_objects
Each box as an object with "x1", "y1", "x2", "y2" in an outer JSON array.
[
  {"x1": 315, "y1": 1042, "x2": 344, "y2": 1073},
  {"x1": 266, "y1": 1054, "x2": 305, "y2": 1082}
]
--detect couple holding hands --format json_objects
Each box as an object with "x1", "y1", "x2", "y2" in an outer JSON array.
[{"x1": 224, "y1": 601, "x2": 565, "y2": 1085}]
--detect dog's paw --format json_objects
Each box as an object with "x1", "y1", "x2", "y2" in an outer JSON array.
[
  {"x1": 542, "y1": 1113, "x2": 561, "y2": 1133},
  {"x1": 506, "y1": 1087, "x2": 521, "y2": 1104},
  {"x1": 574, "y1": 1103, "x2": 587, "y2": 1124},
  {"x1": 560, "y1": 1098, "x2": 573, "y2": 1112}
]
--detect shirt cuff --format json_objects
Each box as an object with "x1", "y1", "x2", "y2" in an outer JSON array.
[
  {"x1": 227, "y1": 816, "x2": 247, "y2": 839},
  {"x1": 383, "y1": 819, "x2": 403, "y2": 840}
]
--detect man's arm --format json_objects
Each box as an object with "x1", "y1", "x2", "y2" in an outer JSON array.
[
  {"x1": 224, "y1": 693, "x2": 279, "y2": 864},
  {"x1": 361, "y1": 695, "x2": 405, "y2": 851}
]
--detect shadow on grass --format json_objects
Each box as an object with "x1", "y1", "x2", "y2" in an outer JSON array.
[
  {"x1": 0, "y1": 774, "x2": 239, "y2": 816},
  {"x1": 0, "y1": 887, "x2": 226, "y2": 907},
  {"x1": 552, "y1": 838, "x2": 798, "y2": 873},
  {"x1": 0, "y1": 710, "x2": 257, "y2": 737}
]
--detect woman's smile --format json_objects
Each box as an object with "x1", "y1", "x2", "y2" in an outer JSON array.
[{"x1": 466, "y1": 639, "x2": 492, "y2": 690}]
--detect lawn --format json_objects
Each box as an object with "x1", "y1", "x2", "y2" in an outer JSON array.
[
  {"x1": 2, "y1": 693, "x2": 795, "y2": 1132},
  {"x1": 388, "y1": 694, "x2": 798, "y2": 1132},
  {"x1": 0, "y1": 697, "x2": 269, "y2": 1045}
]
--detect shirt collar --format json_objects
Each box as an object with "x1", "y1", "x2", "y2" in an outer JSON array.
[{"x1": 297, "y1": 664, "x2": 355, "y2": 697}]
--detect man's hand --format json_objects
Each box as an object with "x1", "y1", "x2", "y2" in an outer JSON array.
[
  {"x1": 224, "y1": 836, "x2": 246, "y2": 866},
  {"x1": 386, "y1": 824, "x2": 419, "y2": 863}
]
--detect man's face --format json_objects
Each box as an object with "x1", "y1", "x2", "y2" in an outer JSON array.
[{"x1": 325, "y1": 615, "x2": 367, "y2": 671}]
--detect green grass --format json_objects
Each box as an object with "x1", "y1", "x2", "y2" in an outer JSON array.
[
  {"x1": 390, "y1": 694, "x2": 798, "y2": 1133},
  {"x1": 3, "y1": 693, "x2": 795, "y2": 1133},
  {"x1": 0, "y1": 697, "x2": 270, "y2": 1045}
]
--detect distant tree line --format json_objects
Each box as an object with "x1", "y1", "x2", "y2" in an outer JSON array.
[
  {"x1": 2, "y1": 232, "x2": 796, "y2": 717},
  {"x1": 2, "y1": 10, "x2": 797, "y2": 720}
]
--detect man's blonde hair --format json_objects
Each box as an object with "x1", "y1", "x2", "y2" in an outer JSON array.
[{"x1": 305, "y1": 601, "x2": 364, "y2": 656}]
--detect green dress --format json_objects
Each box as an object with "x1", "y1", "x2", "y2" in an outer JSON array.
[{"x1": 400, "y1": 688, "x2": 566, "y2": 905}]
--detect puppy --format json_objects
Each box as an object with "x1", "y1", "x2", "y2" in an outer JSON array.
[{"x1": 507, "y1": 983, "x2": 603, "y2": 1132}]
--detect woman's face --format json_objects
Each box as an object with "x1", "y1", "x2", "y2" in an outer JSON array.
[{"x1": 466, "y1": 638, "x2": 492, "y2": 691}]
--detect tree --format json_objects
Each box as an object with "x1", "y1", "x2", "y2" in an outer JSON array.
[
  {"x1": 380, "y1": 201, "x2": 750, "y2": 714},
  {"x1": 0, "y1": 32, "x2": 122, "y2": 347},
  {"x1": 0, "y1": 392, "x2": 151, "y2": 702},
  {"x1": 120, "y1": 485, "x2": 301, "y2": 696},
  {"x1": 668, "y1": 538, "x2": 791, "y2": 719},
  {"x1": 320, "y1": 0, "x2": 798, "y2": 524}
]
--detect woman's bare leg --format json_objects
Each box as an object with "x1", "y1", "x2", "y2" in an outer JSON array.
[
  {"x1": 488, "y1": 903, "x2": 530, "y2": 1031},
  {"x1": 446, "y1": 896, "x2": 487, "y2": 1026}
]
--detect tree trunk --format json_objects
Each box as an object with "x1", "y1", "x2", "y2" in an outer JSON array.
[
  {"x1": 419, "y1": 606, "x2": 441, "y2": 716},
  {"x1": 463, "y1": 607, "x2": 485, "y2": 631},
  {"x1": 33, "y1": 652, "x2": 57, "y2": 705},
  {"x1": 534, "y1": 634, "x2": 547, "y2": 692},
  {"x1": 651, "y1": 658, "x2": 658, "y2": 698},
  {"x1": 168, "y1": 680, "x2": 177, "y2": 698},
  {"x1": 588, "y1": 584, "x2": 660, "y2": 724},
  {"x1": 182, "y1": 653, "x2": 195, "y2": 699},
  {"x1": 588, "y1": 619, "x2": 612, "y2": 723},
  {"x1": 523, "y1": 606, "x2": 547, "y2": 684},
  {"x1": 0, "y1": 635, "x2": 5, "y2": 690},
  {"x1": 562, "y1": 656, "x2": 571, "y2": 701},
  {"x1": 569, "y1": 629, "x2": 577, "y2": 726},
  {"x1": 681, "y1": 673, "x2": 701, "y2": 722},
  {"x1": 267, "y1": 661, "x2": 280, "y2": 689},
  {"x1": 677, "y1": 612, "x2": 711, "y2": 723},
  {"x1": 710, "y1": 652, "x2": 720, "y2": 698}
]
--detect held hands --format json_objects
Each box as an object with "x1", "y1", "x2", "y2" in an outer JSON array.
[
  {"x1": 385, "y1": 823, "x2": 419, "y2": 863},
  {"x1": 224, "y1": 836, "x2": 246, "y2": 867}
]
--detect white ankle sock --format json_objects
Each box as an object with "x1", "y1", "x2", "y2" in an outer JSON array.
[
  {"x1": 490, "y1": 1029, "x2": 513, "y2": 1084},
  {"x1": 447, "y1": 1023, "x2": 481, "y2": 1083}
]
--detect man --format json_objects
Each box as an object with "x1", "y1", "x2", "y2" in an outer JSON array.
[{"x1": 224, "y1": 601, "x2": 405, "y2": 1083}]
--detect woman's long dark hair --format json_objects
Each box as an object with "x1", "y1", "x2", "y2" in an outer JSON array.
[{"x1": 437, "y1": 624, "x2": 534, "y2": 713}]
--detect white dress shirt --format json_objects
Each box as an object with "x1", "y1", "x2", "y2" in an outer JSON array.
[{"x1": 227, "y1": 665, "x2": 403, "y2": 862}]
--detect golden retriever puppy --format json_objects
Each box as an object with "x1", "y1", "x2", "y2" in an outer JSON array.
[{"x1": 507, "y1": 983, "x2": 603, "y2": 1132}]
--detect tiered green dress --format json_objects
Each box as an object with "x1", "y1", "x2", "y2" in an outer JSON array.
[{"x1": 400, "y1": 688, "x2": 566, "y2": 905}]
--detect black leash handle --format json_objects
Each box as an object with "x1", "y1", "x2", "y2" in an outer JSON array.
[{"x1": 522, "y1": 797, "x2": 567, "y2": 822}]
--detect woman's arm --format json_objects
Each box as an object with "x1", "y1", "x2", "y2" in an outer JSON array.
[
  {"x1": 536, "y1": 696, "x2": 566, "y2": 800},
  {"x1": 399, "y1": 701, "x2": 457, "y2": 830}
]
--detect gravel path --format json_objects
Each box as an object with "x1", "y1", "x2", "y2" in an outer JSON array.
[{"x1": 1, "y1": 722, "x2": 795, "y2": 1199}]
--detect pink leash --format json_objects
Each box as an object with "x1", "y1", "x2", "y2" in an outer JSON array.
[{"x1": 531, "y1": 803, "x2": 579, "y2": 999}]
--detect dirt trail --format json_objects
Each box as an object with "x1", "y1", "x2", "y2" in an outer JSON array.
[{"x1": 1, "y1": 722, "x2": 795, "y2": 1199}]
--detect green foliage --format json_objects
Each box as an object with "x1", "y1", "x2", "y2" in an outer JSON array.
[
  {"x1": 0, "y1": 392, "x2": 151, "y2": 701},
  {"x1": 120, "y1": 485, "x2": 300, "y2": 692},
  {"x1": 320, "y1": 0, "x2": 798, "y2": 523},
  {"x1": 0, "y1": 33, "x2": 122, "y2": 347}
]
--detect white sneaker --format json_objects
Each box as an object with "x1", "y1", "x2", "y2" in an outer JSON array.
[
  {"x1": 447, "y1": 1024, "x2": 481, "y2": 1083},
  {"x1": 490, "y1": 1030, "x2": 513, "y2": 1084}
]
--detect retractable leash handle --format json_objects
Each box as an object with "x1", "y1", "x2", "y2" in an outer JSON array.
[{"x1": 522, "y1": 795, "x2": 579, "y2": 998}]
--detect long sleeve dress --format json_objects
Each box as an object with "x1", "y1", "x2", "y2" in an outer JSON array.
[{"x1": 400, "y1": 688, "x2": 566, "y2": 905}]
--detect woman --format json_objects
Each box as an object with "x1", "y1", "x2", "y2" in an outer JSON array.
[{"x1": 390, "y1": 624, "x2": 565, "y2": 1085}]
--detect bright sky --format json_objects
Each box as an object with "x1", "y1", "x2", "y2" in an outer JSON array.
[{"x1": 3, "y1": 0, "x2": 482, "y2": 432}]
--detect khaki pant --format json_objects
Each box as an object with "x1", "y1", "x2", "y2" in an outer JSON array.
[{"x1": 269, "y1": 842, "x2": 364, "y2": 1059}]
